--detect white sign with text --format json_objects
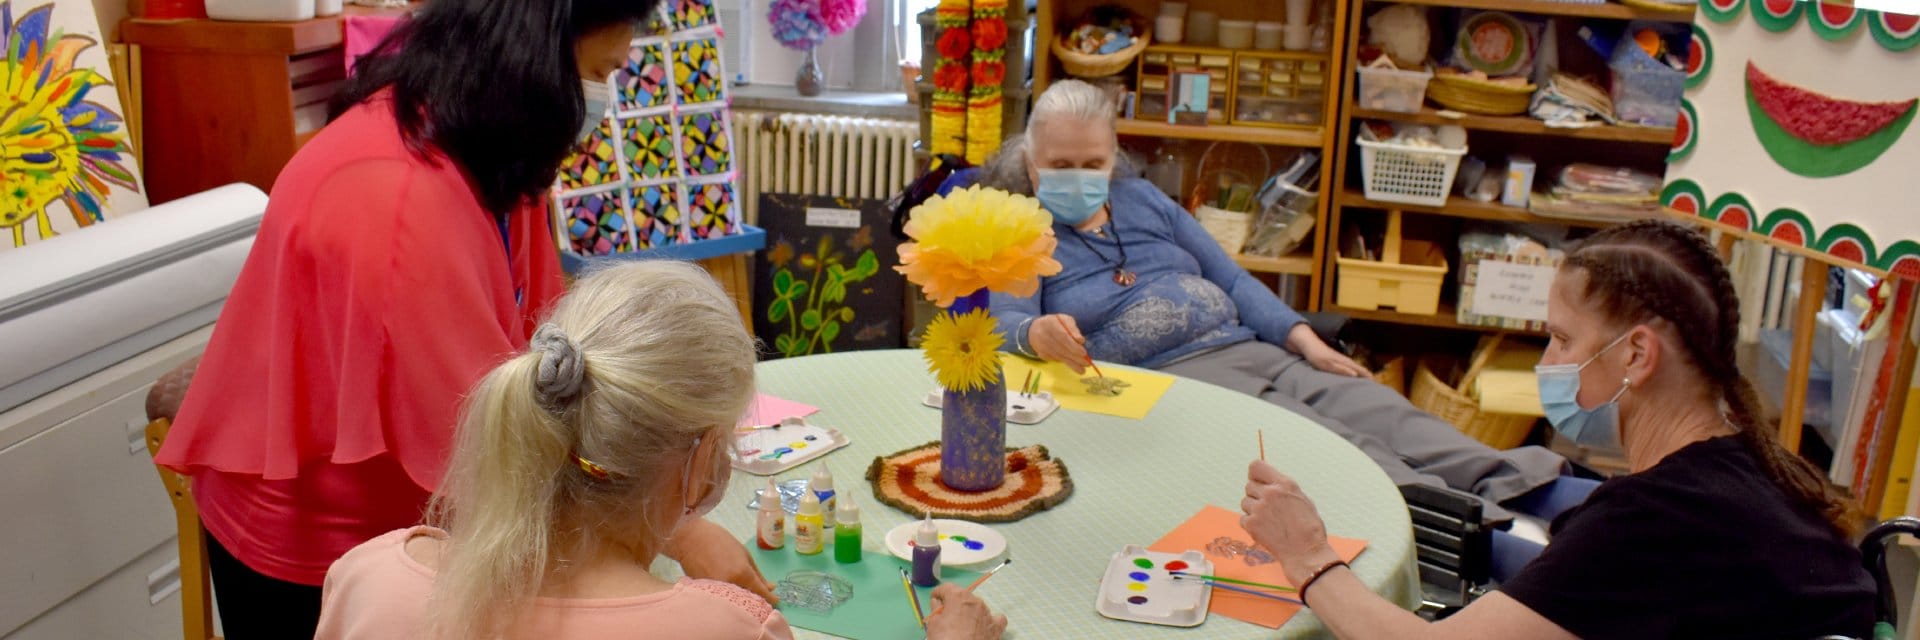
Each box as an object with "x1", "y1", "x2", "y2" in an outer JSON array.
[
  {"x1": 805, "y1": 207, "x2": 862, "y2": 229},
  {"x1": 1471, "y1": 260, "x2": 1557, "y2": 323}
]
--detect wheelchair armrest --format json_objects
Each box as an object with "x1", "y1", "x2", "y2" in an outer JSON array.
[{"x1": 1299, "y1": 311, "x2": 1352, "y2": 354}]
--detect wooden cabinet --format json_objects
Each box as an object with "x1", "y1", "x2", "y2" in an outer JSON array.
[{"x1": 121, "y1": 9, "x2": 404, "y2": 204}]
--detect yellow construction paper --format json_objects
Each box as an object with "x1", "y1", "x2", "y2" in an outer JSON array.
[{"x1": 999, "y1": 354, "x2": 1176, "y2": 419}]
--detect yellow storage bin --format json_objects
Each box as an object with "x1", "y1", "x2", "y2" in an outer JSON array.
[{"x1": 1335, "y1": 211, "x2": 1447, "y2": 315}]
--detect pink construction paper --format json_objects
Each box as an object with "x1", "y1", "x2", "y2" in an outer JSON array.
[{"x1": 738, "y1": 394, "x2": 819, "y2": 426}]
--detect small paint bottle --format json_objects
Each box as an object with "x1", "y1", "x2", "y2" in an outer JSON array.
[
  {"x1": 794, "y1": 489, "x2": 824, "y2": 556},
  {"x1": 755, "y1": 479, "x2": 785, "y2": 551},
  {"x1": 911, "y1": 513, "x2": 941, "y2": 587},
  {"x1": 811, "y1": 465, "x2": 837, "y2": 528},
  {"x1": 833, "y1": 492, "x2": 862, "y2": 564}
]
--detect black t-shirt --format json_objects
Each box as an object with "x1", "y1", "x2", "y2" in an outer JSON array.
[{"x1": 1500, "y1": 436, "x2": 1875, "y2": 640}]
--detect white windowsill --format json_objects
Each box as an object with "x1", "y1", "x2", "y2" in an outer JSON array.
[{"x1": 730, "y1": 83, "x2": 918, "y2": 121}]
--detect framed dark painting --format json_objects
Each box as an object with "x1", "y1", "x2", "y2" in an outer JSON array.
[{"x1": 752, "y1": 194, "x2": 906, "y2": 359}]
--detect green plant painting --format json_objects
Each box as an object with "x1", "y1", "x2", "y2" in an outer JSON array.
[{"x1": 766, "y1": 229, "x2": 880, "y2": 357}]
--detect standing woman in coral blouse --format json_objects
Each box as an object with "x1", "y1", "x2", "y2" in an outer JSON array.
[{"x1": 153, "y1": 0, "x2": 773, "y2": 636}]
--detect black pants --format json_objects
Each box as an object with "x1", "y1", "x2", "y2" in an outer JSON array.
[{"x1": 205, "y1": 528, "x2": 322, "y2": 639}]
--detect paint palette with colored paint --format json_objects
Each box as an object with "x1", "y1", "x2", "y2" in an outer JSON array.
[
  {"x1": 1094, "y1": 545, "x2": 1213, "y2": 627},
  {"x1": 920, "y1": 389, "x2": 1060, "y2": 424},
  {"x1": 883, "y1": 519, "x2": 1008, "y2": 568},
  {"x1": 732, "y1": 417, "x2": 850, "y2": 476}
]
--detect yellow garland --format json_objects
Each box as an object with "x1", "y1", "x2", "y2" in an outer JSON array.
[
  {"x1": 921, "y1": 308, "x2": 1005, "y2": 392},
  {"x1": 895, "y1": 185, "x2": 1062, "y2": 307},
  {"x1": 929, "y1": 0, "x2": 972, "y2": 158}
]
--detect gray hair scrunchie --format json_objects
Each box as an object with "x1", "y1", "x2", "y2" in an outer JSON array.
[{"x1": 530, "y1": 323, "x2": 585, "y2": 408}]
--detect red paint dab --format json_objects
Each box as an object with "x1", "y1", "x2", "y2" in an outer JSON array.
[{"x1": 1164, "y1": 560, "x2": 1190, "y2": 572}]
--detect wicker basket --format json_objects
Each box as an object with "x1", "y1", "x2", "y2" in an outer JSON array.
[
  {"x1": 1426, "y1": 73, "x2": 1535, "y2": 116},
  {"x1": 1408, "y1": 335, "x2": 1537, "y2": 450},
  {"x1": 1373, "y1": 356, "x2": 1406, "y2": 396},
  {"x1": 1052, "y1": 30, "x2": 1151, "y2": 78}
]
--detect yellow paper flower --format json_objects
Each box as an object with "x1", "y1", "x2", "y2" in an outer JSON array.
[
  {"x1": 896, "y1": 185, "x2": 1062, "y2": 307},
  {"x1": 922, "y1": 308, "x2": 1005, "y2": 392}
]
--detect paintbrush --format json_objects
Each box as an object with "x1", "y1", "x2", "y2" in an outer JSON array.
[
  {"x1": 1171, "y1": 575, "x2": 1306, "y2": 605},
  {"x1": 1052, "y1": 315, "x2": 1110, "y2": 387},
  {"x1": 1258, "y1": 430, "x2": 1266, "y2": 462},
  {"x1": 1022, "y1": 370, "x2": 1035, "y2": 396},
  {"x1": 900, "y1": 567, "x2": 926, "y2": 628},
  {"x1": 1167, "y1": 570, "x2": 1296, "y2": 592},
  {"x1": 932, "y1": 558, "x2": 1012, "y2": 616}
]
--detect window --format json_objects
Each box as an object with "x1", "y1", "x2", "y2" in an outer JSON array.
[{"x1": 716, "y1": 0, "x2": 927, "y2": 93}]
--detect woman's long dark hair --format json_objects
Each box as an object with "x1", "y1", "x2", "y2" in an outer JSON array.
[{"x1": 335, "y1": 0, "x2": 658, "y2": 215}]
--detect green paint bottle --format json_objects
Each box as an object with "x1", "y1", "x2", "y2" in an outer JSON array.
[{"x1": 833, "y1": 491, "x2": 862, "y2": 563}]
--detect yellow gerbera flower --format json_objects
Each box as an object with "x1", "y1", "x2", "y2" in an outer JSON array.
[
  {"x1": 921, "y1": 308, "x2": 1005, "y2": 393},
  {"x1": 896, "y1": 185, "x2": 1062, "y2": 308}
]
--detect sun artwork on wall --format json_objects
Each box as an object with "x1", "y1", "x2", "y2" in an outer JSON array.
[{"x1": 0, "y1": 0, "x2": 141, "y2": 248}]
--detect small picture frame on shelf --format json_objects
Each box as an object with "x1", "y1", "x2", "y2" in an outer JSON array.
[{"x1": 1169, "y1": 70, "x2": 1211, "y2": 126}]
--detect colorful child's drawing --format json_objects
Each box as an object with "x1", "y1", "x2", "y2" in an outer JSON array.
[
  {"x1": 689, "y1": 181, "x2": 735, "y2": 239},
  {"x1": 563, "y1": 191, "x2": 630, "y2": 256},
  {"x1": 0, "y1": 0, "x2": 145, "y2": 249},
  {"x1": 560, "y1": 120, "x2": 622, "y2": 190},
  {"x1": 639, "y1": 9, "x2": 673, "y2": 36},
  {"x1": 672, "y1": 0, "x2": 716, "y2": 30},
  {"x1": 615, "y1": 43, "x2": 672, "y2": 111},
  {"x1": 630, "y1": 184, "x2": 686, "y2": 249},
  {"x1": 623, "y1": 115, "x2": 678, "y2": 180},
  {"x1": 679, "y1": 110, "x2": 732, "y2": 176},
  {"x1": 672, "y1": 38, "x2": 725, "y2": 104}
]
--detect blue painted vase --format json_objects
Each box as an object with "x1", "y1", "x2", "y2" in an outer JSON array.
[{"x1": 940, "y1": 289, "x2": 1006, "y2": 491}]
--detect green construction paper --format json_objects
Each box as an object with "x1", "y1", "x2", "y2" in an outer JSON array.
[
  {"x1": 1746, "y1": 76, "x2": 1918, "y2": 178},
  {"x1": 751, "y1": 537, "x2": 980, "y2": 640}
]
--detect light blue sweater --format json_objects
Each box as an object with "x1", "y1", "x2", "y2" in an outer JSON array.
[{"x1": 992, "y1": 178, "x2": 1306, "y2": 368}]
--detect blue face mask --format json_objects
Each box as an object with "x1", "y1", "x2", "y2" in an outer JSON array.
[
  {"x1": 1535, "y1": 332, "x2": 1632, "y2": 451},
  {"x1": 580, "y1": 79, "x2": 611, "y2": 143},
  {"x1": 1034, "y1": 168, "x2": 1110, "y2": 225}
]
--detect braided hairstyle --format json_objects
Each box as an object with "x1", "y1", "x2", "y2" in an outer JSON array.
[{"x1": 1564, "y1": 219, "x2": 1858, "y2": 536}]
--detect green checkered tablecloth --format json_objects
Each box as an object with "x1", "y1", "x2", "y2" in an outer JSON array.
[{"x1": 697, "y1": 350, "x2": 1420, "y2": 638}]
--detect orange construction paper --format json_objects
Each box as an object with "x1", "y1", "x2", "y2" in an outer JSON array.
[{"x1": 1147, "y1": 505, "x2": 1368, "y2": 629}]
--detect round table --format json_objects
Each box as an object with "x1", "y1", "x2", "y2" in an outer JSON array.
[{"x1": 702, "y1": 350, "x2": 1420, "y2": 638}]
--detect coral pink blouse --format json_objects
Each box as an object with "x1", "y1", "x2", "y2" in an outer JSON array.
[{"x1": 154, "y1": 94, "x2": 566, "y2": 585}]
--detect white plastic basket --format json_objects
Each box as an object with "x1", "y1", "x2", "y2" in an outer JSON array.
[
  {"x1": 1355, "y1": 65, "x2": 1433, "y2": 113},
  {"x1": 1357, "y1": 137, "x2": 1468, "y2": 207}
]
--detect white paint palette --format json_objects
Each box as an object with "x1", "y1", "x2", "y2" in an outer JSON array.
[
  {"x1": 883, "y1": 519, "x2": 1008, "y2": 568},
  {"x1": 731, "y1": 417, "x2": 849, "y2": 476},
  {"x1": 1094, "y1": 545, "x2": 1213, "y2": 627},
  {"x1": 921, "y1": 389, "x2": 1061, "y2": 424}
]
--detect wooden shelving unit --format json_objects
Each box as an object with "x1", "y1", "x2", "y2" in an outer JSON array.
[
  {"x1": 1336, "y1": 190, "x2": 1631, "y2": 228},
  {"x1": 1349, "y1": 107, "x2": 1676, "y2": 144},
  {"x1": 1323, "y1": 0, "x2": 1684, "y2": 337},
  {"x1": 1035, "y1": 0, "x2": 1352, "y2": 310},
  {"x1": 1115, "y1": 120, "x2": 1325, "y2": 148},
  {"x1": 1379, "y1": 0, "x2": 1693, "y2": 21}
]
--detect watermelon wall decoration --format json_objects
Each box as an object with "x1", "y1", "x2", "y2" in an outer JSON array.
[
  {"x1": 1745, "y1": 62, "x2": 1918, "y2": 178},
  {"x1": 1701, "y1": 0, "x2": 1743, "y2": 24},
  {"x1": 1810, "y1": 1, "x2": 1864, "y2": 41},
  {"x1": 1686, "y1": 25, "x2": 1712, "y2": 89},
  {"x1": 1761, "y1": 208, "x2": 1815, "y2": 248},
  {"x1": 1750, "y1": 0, "x2": 1802, "y2": 33},
  {"x1": 1662, "y1": 179, "x2": 1705, "y2": 216},
  {"x1": 1707, "y1": 192, "x2": 1756, "y2": 231},
  {"x1": 1871, "y1": 10, "x2": 1920, "y2": 52},
  {"x1": 1671, "y1": 100, "x2": 1698, "y2": 162},
  {"x1": 1816, "y1": 223, "x2": 1877, "y2": 266}
]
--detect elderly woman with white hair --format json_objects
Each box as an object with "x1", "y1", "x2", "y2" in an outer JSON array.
[{"x1": 977, "y1": 80, "x2": 1570, "y2": 521}]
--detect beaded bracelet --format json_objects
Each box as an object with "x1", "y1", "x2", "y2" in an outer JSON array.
[{"x1": 1297, "y1": 559, "x2": 1349, "y2": 603}]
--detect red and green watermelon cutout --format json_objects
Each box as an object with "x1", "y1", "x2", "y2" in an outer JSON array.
[
  {"x1": 1707, "y1": 192, "x2": 1756, "y2": 231},
  {"x1": 1811, "y1": 1, "x2": 1865, "y2": 41},
  {"x1": 1746, "y1": 62, "x2": 1919, "y2": 178},
  {"x1": 1750, "y1": 0, "x2": 1803, "y2": 32},
  {"x1": 1815, "y1": 224, "x2": 1877, "y2": 266},
  {"x1": 1870, "y1": 9, "x2": 1920, "y2": 52},
  {"x1": 1760, "y1": 209, "x2": 1815, "y2": 247},
  {"x1": 1878, "y1": 241, "x2": 1920, "y2": 280},
  {"x1": 1686, "y1": 25, "x2": 1712, "y2": 89},
  {"x1": 1671, "y1": 100, "x2": 1698, "y2": 162},
  {"x1": 1701, "y1": 0, "x2": 1744, "y2": 23},
  {"x1": 1662, "y1": 179, "x2": 1705, "y2": 216}
]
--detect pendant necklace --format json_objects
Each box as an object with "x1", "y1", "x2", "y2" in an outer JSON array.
[{"x1": 1070, "y1": 219, "x2": 1136, "y2": 287}]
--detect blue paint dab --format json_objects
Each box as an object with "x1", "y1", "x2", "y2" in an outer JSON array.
[{"x1": 1127, "y1": 571, "x2": 1150, "y2": 582}]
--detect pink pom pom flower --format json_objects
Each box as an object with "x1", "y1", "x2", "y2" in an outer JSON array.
[{"x1": 817, "y1": 0, "x2": 867, "y2": 36}]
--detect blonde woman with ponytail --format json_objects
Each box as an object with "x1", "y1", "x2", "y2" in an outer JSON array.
[{"x1": 315, "y1": 261, "x2": 1007, "y2": 639}]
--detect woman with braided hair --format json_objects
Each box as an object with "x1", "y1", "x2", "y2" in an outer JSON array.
[
  {"x1": 1236, "y1": 220, "x2": 1875, "y2": 639},
  {"x1": 316, "y1": 262, "x2": 1008, "y2": 639}
]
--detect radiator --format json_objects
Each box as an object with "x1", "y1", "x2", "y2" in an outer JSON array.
[{"x1": 731, "y1": 110, "x2": 918, "y2": 223}]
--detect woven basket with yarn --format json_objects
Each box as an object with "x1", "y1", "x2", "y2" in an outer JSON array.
[
  {"x1": 1052, "y1": 30, "x2": 1151, "y2": 78},
  {"x1": 1407, "y1": 335, "x2": 1537, "y2": 450},
  {"x1": 1426, "y1": 73, "x2": 1535, "y2": 116}
]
